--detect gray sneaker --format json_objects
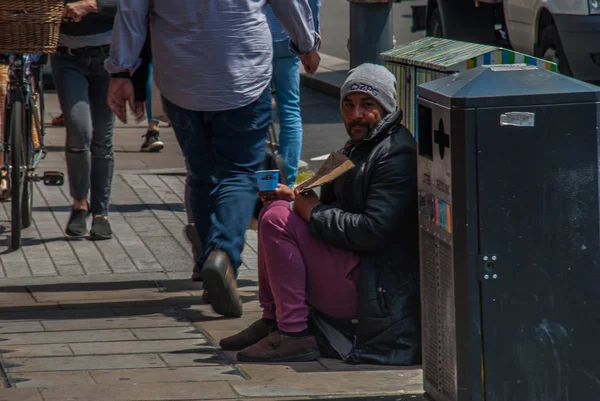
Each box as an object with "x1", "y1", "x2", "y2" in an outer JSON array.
[
  {"x1": 90, "y1": 216, "x2": 112, "y2": 241},
  {"x1": 141, "y1": 130, "x2": 164, "y2": 152}
]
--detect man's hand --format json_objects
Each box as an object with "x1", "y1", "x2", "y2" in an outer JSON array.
[
  {"x1": 293, "y1": 189, "x2": 320, "y2": 222},
  {"x1": 300, "y1": 52, "x2": 320, "y2": 74},
  {"x1": 63, "y1": 0, "x2": 98, "y2": 22},
  {"x1": 108, "y1": 78, "x2": 142, "y2": 124},
  {"x1": 274, "y1": 184, "x2": 295, "y2": 202}
]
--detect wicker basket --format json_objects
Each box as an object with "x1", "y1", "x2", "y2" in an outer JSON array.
[{"x1": 0, "y1": 0, "x2": 65, "y2": 54}]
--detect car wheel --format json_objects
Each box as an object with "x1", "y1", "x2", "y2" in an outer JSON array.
[{"x1": 537, "y1": 24, "x2": 573, "y2": 76}]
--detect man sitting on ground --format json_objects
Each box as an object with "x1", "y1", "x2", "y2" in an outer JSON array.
[{"x1": 219, "y1": 63, "x2": 421, "y2": 365}]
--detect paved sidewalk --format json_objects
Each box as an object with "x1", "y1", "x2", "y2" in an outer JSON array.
[
  {"x1": 301, "y1": 53, "x2": 348, "y2": 98},
  {"x1": 0, "y1": 94, "x2": 425, "y2": 400}
]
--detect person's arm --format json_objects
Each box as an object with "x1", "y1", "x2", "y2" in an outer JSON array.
[
  {"x1": 309, "y1": 144, "x2": 417, "y2": 252},
  {"x1": 269, "y1": 0, "x2": 321, "y2": 55},
  {"x1": 104, "y1": 0, "x2": 150, "y2": 76},
  {"x1": 105, "y1": 0, "x2": 150, "y2": 123}
]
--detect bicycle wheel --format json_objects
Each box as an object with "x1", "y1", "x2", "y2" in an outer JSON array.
[{"x1": 9, "y1": 92, "x2": 24, "y2": 249}]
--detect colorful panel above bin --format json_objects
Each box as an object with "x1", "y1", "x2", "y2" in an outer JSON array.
[
  {"x1": 380, "y1": 36, "x2": 558, "y2": 72},
  {"x1": 380, "y1": 37, "x2": 558, "y2": 137}
]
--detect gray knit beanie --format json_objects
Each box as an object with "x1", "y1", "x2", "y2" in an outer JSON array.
[{"x1": 340, "y1": 63, "x2": 397, "y2": 114}]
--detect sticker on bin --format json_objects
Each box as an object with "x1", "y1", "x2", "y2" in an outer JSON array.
[
  {"x1": 436, "y1": 199, "x2": 452, "y2": 233},
  {"x1": 500, "y1": 112, "x2": 535, "y2": 127},
  {"x1": 444, "y1": 202, "x2": 452, "y2": 234},
  {"x1": 420, "y1": 191, "x2": 452, "y2": 233},
  {"x1": 483, "y1": 63, "x2": 537, "y2": 72},
  {"x1": 420, "y1": 192, "x2": 437, "y2": 222},
  {"x1": 438, "y1": 200, "x2": 446, "y2": 230}
]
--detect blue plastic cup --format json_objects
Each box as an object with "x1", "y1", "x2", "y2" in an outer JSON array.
[{"x1": 256, "y1": 170, "x2": 279, "y2": 193}]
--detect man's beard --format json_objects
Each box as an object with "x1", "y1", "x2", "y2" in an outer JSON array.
[{"x1": 345, "y1": 120, "x2": 372, "y2": 141}]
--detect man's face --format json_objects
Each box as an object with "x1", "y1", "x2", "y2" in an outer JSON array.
[{"x1": 342, "y1": 93, "x2": 385, "y2": 141}]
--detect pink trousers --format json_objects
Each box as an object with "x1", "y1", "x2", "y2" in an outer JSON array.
[{"x1": 257, "y1": 201, "x2": 360, "y2": 332}]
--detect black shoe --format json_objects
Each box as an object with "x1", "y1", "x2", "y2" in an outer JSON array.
[
  {"x1": 66, "y1": 208, "x2": 88, "y2": 237},
  {"x1": 191, "y1": 265, "x2": 203, "y2": 282},
  {"x1": 141, "y1": 130, "x2": 164, "y2": 152},
  {"x1": 201, "y1": 250, "x2": 243, "y2": 318},
  {"x1": 90, "y1": 216, "x2": 112, "y2": 241},
  {"x1": 220, "y1": 318, "x2": 276, "y2": 351},
  {"x1": 236, "y1": 332, "x2": 321, "y2": 363}
]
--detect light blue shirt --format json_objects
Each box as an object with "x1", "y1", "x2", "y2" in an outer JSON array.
[
  {"x1": 106, "y1": 0, "x2": 320, "y2": 112},
  {"x1": 265, "y1": 0, "x2": 321, "y2": 43}
]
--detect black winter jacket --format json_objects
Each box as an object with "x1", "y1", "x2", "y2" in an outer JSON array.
[{"x1": 310, "y1": 109, "x2": 422, "y2": 366}]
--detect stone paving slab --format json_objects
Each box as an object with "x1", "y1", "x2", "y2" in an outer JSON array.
[
  {"x1": 8, "y1": 371, "x2": 95, "y2": 388},
  {"x1": 0, "y1": 322, "x2": 45, "y2": 334},
  {"x1": 40, "y1": 314, "x2": 190, "y2": 331},
  {"x1": 129, "y1": 326, "x2": 206, "y2": 341},
  {"x1": 0, "y1": 308, "x2": 114, "y2": 321},
  {"x1": 68, "y1": 339, "x2": 211, "y2": 355},
  {"x1": 6, "y1": 353, "x2": 166, "y2": 373},
  {"x1": 0, "y1": 329, "x2": 136, "y2": 345},
  {"x1": 231, "y1": 370, "x2": 423, "y2": 398},
  {"x1": 38, "y1": 382, "x2": 238, "y2": 401},
  {"x1": 157, "y1": 351, "x2": 226, "y2": 367},
  {"x1": 88, "y1": 366, "x2": 245, "y2": 384},
  {"x1": 0, "y1": 387, "x2": 44, "y2": 401},
  {"x1": 0, "y1": 344, "x2": 73, "y2": 358}
]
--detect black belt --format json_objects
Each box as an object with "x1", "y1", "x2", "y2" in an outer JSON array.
[{"x1": 56, "y1": 44, "x2": 110, "y2": 57}]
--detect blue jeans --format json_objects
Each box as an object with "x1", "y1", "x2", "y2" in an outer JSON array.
[
  {"x1": 163, "y1": 87, "x2": 271, "y2": 271},
  {"x1": 51, "y1": 47, "x2": 115, "y2": 216},
  {"x1": 272, "y1": 39, "x2": 302, "y2": 185},
  {"x1": 145, "y1": 63, "x2": 159, "y2": 124}
]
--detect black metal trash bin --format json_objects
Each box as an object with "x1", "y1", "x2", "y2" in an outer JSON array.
[{"x1": 416, "y1": 64, "x2": 600, "y2": 401}]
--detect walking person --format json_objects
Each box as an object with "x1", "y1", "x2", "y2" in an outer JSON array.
[
  {"x1": 107, "y1": 0, "x2": 320, "y2": 318},
  {"x1": 265, "y1": 0, "x2": 321, "y2": 185},
  {"x1": 51, "y1": 0, "x2": 118, "y2": 240}
]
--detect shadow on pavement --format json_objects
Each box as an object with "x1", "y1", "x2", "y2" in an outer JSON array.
[
  {"x1": 0, "y1": 279, "x2": 257, "y2": 324},
  {"x1": 30, "y1": 202, "x2": 185, "y2": 214}
]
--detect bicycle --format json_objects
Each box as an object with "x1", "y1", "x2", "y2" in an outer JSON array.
[{"x1": 1, "y1": 53, "x2": 64, "y2": 250}]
